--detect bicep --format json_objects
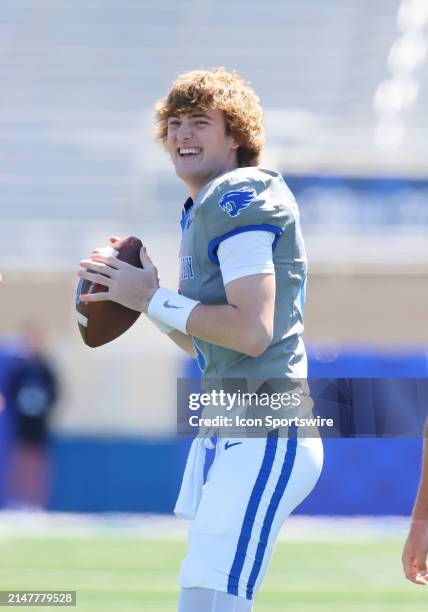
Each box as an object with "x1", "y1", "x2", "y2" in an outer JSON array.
[
  {"x1": 224, "y1": 273, "x2": 275, "y2": 323},
  {"x1": 218, "y1": 230, "x2": 276, "y2": 320}
]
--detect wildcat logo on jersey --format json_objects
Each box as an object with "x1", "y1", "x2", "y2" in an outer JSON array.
[
  {"x1": 218, "y1": 187, "x2": 256, "y2": 217},
  {"x1": 179, "y1": 256, "x2": 194, "y2": 280}
]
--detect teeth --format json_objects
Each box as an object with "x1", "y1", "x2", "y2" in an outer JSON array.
[{"x1": 179, "y1": 148, "x2": 200, "y2": 155}]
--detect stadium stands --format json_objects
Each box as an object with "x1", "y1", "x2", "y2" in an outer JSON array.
[{"x1": 2, "y1": 0, "x2": 427, "y2": 269}]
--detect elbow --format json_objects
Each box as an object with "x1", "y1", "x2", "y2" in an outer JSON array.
[{"x1": 244, "y1": 327, "x2": 273, "y2": 358}]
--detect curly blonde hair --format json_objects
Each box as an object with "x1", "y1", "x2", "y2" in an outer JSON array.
[{"x1": 154, "y1": 67, "x2": 264, "y2": 167}]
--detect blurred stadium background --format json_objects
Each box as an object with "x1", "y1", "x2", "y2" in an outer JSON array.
[{"x1": 0, "y1": 0, "x2": 427, "y2": 609}]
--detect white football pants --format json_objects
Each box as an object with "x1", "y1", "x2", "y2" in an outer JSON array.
[{"x1": 179, "y1": 429, "x2": 323, "y2": 602}]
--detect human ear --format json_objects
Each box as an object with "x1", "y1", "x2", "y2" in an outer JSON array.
[{"x1": 229, "y1": 134, "x2": 240, "y2": 150}]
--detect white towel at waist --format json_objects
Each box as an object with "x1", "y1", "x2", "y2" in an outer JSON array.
[{"x1": 174, "y1": 436, "x2": 215, "y2": 520}]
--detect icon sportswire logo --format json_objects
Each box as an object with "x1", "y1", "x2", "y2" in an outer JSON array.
[{"x1": 163, "y1": 300, "x2": 183, "y2": 309}]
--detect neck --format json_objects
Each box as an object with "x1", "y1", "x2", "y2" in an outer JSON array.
[{"x1": 187, "y1": 163, "x2": 239, "y2": 201}]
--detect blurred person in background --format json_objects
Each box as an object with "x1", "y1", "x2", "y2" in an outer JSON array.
[
  {"x1": 402, "y1": 418, "x2": 428, "y2": 585},
  {"x1": 5, "y1": 318, "x2": 59, "y2": 510}
]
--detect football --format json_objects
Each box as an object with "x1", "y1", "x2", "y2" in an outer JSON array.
[{"x1": 76, "y1": 236, "x2": 143, "y2": 347}]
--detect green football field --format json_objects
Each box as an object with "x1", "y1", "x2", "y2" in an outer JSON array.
[{"x1": 1, "y1": 533, "x2": 427, "y2": 611}]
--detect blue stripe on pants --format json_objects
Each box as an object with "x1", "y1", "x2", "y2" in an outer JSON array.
[
  {"x1": 246, "y1": 425, "x2": 298, "y2": 599},
  {"x1": 227, "y1": 429, "x2": 279, "y2": 597}
]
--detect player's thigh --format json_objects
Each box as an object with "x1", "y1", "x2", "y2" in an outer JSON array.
[
  {"x1": 192, "y1": 433, "x2": 323, "y2": 535},
  {"x1": 192, "y1": 436, "x2": 272, "y2": 535}
]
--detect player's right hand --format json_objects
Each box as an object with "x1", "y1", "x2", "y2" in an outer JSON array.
[{"x1": 402, "y1": 519, "x2": 428, "y2": 585}]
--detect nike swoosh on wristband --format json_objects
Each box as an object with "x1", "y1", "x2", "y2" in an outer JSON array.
[
  {"x1": 225, "y1": 441, "x2": 243, "y2": 451},
  {"x1": 163, "y1": 300, "x2": 183, "y2": 309}
]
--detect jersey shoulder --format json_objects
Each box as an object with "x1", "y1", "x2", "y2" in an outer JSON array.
[{"x1": 197, "y1": 167, "x2": 298, "y2": 239}]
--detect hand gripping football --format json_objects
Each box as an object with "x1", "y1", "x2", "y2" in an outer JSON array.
[{"x1": 76, "y1": 236, "x2": 143, "y2": 347}]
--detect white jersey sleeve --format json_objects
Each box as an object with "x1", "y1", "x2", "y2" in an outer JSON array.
[{"x1": 217, "y1": 230, "x2": 275, "y2": 285}]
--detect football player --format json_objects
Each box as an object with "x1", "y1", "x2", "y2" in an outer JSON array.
[
  {"x1": 78, "y1": 68, "x2": 323, "y2": 611},
  {"x1": 402, "y1": 417, "x2": 428, "y2": 585}
]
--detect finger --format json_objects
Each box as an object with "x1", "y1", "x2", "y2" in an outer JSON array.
[
  {"x1": 412, "y1": 567, "x2": 427, "y2": 585},
  {"x1": 91, "y1": 245, "x2": 118, "y2": 255},
  {"x1": 79, "y1": 290, "x2": 111, "y2": 302},
  {"x1": 402, "y1": 552, "x2": 426, "y2": 585},
  {"x1": 91, "y1": 247, "x2": 119, "y2": 263},
  {"x1": 402, "y1": 551, "x2": 412, "y2": 580},
  {"x1": 109, "y1": 235, "x2": 123, "y2": 244},
  {"x1": 402, "y1": 546, "x2": 418, "y2": 580},
  {"x1": 140, "y1": 246, "x2": 154, "y2": 269},
  {"x1": 90, "y1": 254, "x2": 121, "y2": 269},
  {"x1": 78, "y1": 269, "x2": 112, "y2": 288},
  {"x1": 80, "y1": 260, "x2": 115, "y2": 277},
  {"x1": 416, "y1": 550, "x2": 428, "y2": 577}
]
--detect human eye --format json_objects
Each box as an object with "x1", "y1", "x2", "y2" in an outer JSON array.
[{"x1": 168, "y1": 117, "x2": 180, "y2": 128}]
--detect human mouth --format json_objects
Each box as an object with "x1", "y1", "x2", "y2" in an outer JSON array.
[{"x1": 177, "y1": 147, "x2": 202, "y2": 158}]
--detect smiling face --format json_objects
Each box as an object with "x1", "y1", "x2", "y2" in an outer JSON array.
[{"x1": 166, "y1": 108, "x2": 239, "y2": 199}]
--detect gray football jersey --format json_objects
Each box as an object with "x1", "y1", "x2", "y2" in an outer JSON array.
[{"x1": 178, "y1": 167, "x2": 307, "y2": 385}]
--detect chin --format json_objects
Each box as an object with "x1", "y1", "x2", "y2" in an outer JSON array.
[{"x1": 176, "y1": 167, "x2": 205, "y2": 184}]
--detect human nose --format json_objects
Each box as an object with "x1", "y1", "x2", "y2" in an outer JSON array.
[{"x1": 176, "y1": 120, "x2": 193, "y2": 141}]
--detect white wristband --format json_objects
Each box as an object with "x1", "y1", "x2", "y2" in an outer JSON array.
[
  {"x1": 146, "y1": 314, "x2": 174, "y2": 334},
  {"x1": 148, "y1": 288, "x2": 200, "y2": 335}
]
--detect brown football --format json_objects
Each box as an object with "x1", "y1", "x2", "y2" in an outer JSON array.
[{"x1": 76, "y1": 236, "x2": 143, "y2": 347}]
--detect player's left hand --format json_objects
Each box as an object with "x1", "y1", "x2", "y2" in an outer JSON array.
[
  {"x1": 78, "y1": 245, "x2": 159, "y2": 313},
  {"x1": 402, "y1": 519, "x2": 428, "y2": 585}
]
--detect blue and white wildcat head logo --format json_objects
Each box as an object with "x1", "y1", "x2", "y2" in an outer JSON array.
[{"x1": 219, "y1": 187, "x2": 256, "y2": 217}]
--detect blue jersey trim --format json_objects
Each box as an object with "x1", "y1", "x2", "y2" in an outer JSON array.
[
  {"x1": 192, "y1": 337, "x2": 206, "y2": 372},
  {"x1": 207, "y1": 224, "x2": 283, "y2": 266},
  {"x1": 227, "y1": 429, "x2": 279, "y2": 597},
  {"x1": 300, "y1": 274, "x2": 307, "y2": 315},
  {"x1": 245, "y1": 425, "x2": 298, "y2": 599},
  {"x1": 180, "y1": 197, "x2": 194, "y2": 231}
]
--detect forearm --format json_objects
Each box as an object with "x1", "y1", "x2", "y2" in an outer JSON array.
[
  {"x1": 187, "y1": 302, "x2": 271, "y2": 358},
  {"x1": 160, "y1": 302, "x2": 268, "y2": 358},
  {"x1": 412, "y1": 418, "x2": 428, "y2": 521},
  {"x1": 147, "y1": 275, "x2": 274, "y2": 359},
  {"x1": 155, "y1": 303, "x2": 259, "y2": 358},
  {"x1": 167, "y1": 330, "x2": 196, "y2": 357}
]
